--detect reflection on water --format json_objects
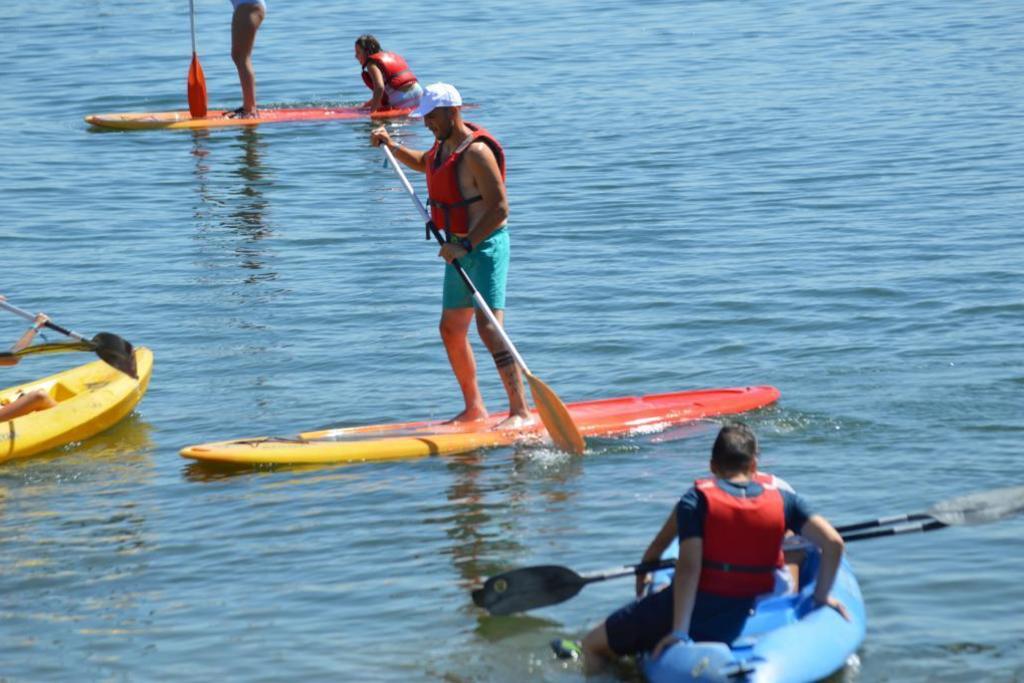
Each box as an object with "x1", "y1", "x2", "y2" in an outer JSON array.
[
  {"x1": 180, "y1": 459, "x2": 362, "y2": 483},
  {"x1": 228, "y1": 128, "x2": 275, "y2": 278},
  {"x1": 0, "y1": 413, "x2": 154, "y2": 478},
  {"x1": 437, "y1": 448, "x2": 586, "y2": 609},
  {"x1": 474, "y1": 612, "x2": 558, "y2": 643},
  {"x1": 186, "y1": 127, "x2": 284, "y2": 423},
  {"x1": 190, "y1": 127, "x2": 278, "y2": 286},
  {"x1": 182, "y1": 459, "x2": 273, "y2": 482},
  {"x1": 440, "y1": 451, "x2": 519, "y2": 594},
  {"x1": 0, "y1": 412, "x2": 157, "y2": 671},
  {"x1": 465, "y1": 451, "x2": 588, "y2": 643}
]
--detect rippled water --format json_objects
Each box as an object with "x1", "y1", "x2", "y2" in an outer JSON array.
[{"x1": 2, "y1": 0, "x2": 1022, "y2": 680}]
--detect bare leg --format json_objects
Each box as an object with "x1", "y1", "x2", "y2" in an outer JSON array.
[
  {"x1": 0, "y1": 389, "x2": 57, "y2": 422},
  {"x1": 581, "y1": 622, "x2": 617, "y2": 676},
  {"x1": 231, "y1": 4, "x2": 264, "y2": 116},
  {"x1": 474, "y1": 308, "x2": 531, "y2": 429},
  {"x1": 440, "y1": 308, "x2": 487, "y2": 422},
  {"x1": 783, "y1": 547, "x2": 804, "y2": 593}
]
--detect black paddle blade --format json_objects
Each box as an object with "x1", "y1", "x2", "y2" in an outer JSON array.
[
  {"x1": 929, "y1": 485, "x2": 1024, "y2": 526},
  {"x1": 90, "y1": 332, "x2": 137, "y2": 379},
  {"x1": 474, "y1": 565, "x2": 585, "y2": 616}
]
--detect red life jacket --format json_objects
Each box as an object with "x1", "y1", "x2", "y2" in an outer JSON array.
[
  {"x1": 696, "y1": 473, "x2": 785, "y2": 598},
  {"x1": 361, "y1": 52, "x2": 417, "y2": 106},
  {"x1": 425, "y1": 122, "x2": 505, "y2": 237}
]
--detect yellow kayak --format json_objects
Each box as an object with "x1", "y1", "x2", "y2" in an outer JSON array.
[{"x1": 0, "y1": 347, "x2": 153, "y2": 463}]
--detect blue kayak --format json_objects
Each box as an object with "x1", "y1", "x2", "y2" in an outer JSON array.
[{"x1": 641, "y1": 541, "x2": 866, "y2": 683}]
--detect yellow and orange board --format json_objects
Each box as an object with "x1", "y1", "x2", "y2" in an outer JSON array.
[
  {"x1": 180, "y1": 385, "x2": 780, "y2": 465},
  {"x1": 85, "y1": 106, "x2": 413, "y2": 131}
]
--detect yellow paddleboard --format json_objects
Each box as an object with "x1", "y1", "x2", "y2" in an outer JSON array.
[{"x1": 0, "y1": 347, "x2": 153, "y2": 463}]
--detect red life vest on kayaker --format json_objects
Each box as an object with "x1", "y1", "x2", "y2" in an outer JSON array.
[
  {"x1": 425, "y1": 122, "x2": 506, "y2": 237},
  {"x1": 696, "y1": 473, "x2": 785, "y2": 598},
  {"x1": 361, "y1": 52, "x2": 417, "y2": 106}
]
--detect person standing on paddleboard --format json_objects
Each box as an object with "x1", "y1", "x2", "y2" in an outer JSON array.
[
  {"x1": 227, "y1": 0, "x2": 265, "y2": 118},
  {"x1": 553, "y1": 423, "x2": 850, "y2": 674},
  {"x1": 0, "y1": 296, "x2": 58, "y2": 421},
  {"x1": 370, "y1": 83, "x2": 531, "y2": 429},
  {"x1": 354, "y1": 34, "x2": 423, "y2": 112}
]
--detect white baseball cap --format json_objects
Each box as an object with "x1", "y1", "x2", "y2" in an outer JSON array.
[{"x1": 411, "y1": 83, "x2": 463, "y2": 117}]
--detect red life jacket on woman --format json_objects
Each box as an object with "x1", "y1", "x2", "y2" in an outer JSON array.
[
  {"x1": 361, "y1": 52, "x2": 417, "y2": 106},
  {"x1": 695, "y1": 473, "x2": 786, "y2": 598},
  {"x1": 425, "y1": 123, "x2": 505, "y2": 237}
]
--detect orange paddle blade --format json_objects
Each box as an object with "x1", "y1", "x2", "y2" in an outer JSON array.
[
  {"x1": 526, "y1": 373, "x2": 586, "y2": 455},
  {"x1": 187, "y1": 52, "x2": 207, "y2": 119}
]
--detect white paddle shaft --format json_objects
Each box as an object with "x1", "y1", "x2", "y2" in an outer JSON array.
[{"x1": 0, "y1": 299, "x2": 83, "y2": 340}]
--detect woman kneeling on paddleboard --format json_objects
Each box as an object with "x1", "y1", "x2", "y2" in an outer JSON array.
[
  {"x1": 560, "y1": 423, "x2": 849, "y2": 675},
  {"x1": 354, "y1": 34, "x2": 423, "y2": 112},
  {"x1": 0, "y1": 297, "x2": 57, "y2": 422}
]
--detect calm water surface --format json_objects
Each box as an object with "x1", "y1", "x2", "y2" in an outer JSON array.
[{"x1": 2, "y1": 1, "x2": 1022, "y2": 680}]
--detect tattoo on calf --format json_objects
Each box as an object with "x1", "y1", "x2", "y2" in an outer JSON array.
[{"x1": 492, "y1": 350, "x2": 515, "y2": 369}]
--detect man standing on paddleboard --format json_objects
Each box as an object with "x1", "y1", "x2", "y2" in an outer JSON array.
[{"x1": 370, "y1": 84, "x2": 532, "y2": 429}]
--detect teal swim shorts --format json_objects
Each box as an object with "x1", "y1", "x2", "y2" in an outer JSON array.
[{"x1": 442, "y1": 227, "x2": 509, "y2": 310}]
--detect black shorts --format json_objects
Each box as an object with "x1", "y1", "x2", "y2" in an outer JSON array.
[{"x1": 605, "y1": 583, "x2": 756, "y2": 656}]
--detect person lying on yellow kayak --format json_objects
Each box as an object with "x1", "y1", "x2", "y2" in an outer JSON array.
[{"x1": 0, "y1": 296, "x2": 58, "y2": 422}]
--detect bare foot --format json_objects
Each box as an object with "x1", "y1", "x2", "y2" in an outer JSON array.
[
  {"x1": 225, "y1": 107, "x2": 259, "y2": 119},
  {"x1": 492, "y1": 413, "x2": 536, "y2": 431},
  {"x1": 445, "y1": 407, "x2": 489, "y2": 424}
]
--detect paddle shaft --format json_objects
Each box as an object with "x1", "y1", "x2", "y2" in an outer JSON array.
[
  {"x1": 0, "y1": 300, "x2": 82, "y2": 341},
  {"x1": 382, "y1": 145, "x2": 533, "y2": 375},
  {"x1": 581, "y1": 559, "x2": 674, "y2": 584},
  {"x1": 840, "y1": 517, "x2": 947, "y2": 542},
  {"x1": 189, "y1": 0, "x2": 198, "y2": 53}
]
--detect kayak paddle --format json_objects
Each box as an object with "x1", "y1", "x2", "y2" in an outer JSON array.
[
  {"x1": 381, "y1": 144, "x2": 585, "y2": 455},
  {"x1": 835, "y1": 484, "x2": 1024, "y2": 541},
  {"x1": 187, "y1": 0, "x2": 208, "y2": 119},
  {"x1": 472, "y1": 484, "x2": 1024, "y2": 615},
  {"x1": 0, "y1": 299, "x2": 138, "y2": 379}
]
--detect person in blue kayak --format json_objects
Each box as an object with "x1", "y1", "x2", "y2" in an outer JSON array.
[
  {"x1": 554, "y1": 422, "x2": 849, "y2": 674},
  {"x1": 354, "y1": 34, "x2": 423, "y2": 112},
  {"x1": 369, "y1": 84, "x2": 531, "y2": 430},
  {"x1": 0, "y1": 297, "x2": 58, "y2": 422},
  {"x1": 227, "y1": 0, "x2": 266, "y2": 118}
]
